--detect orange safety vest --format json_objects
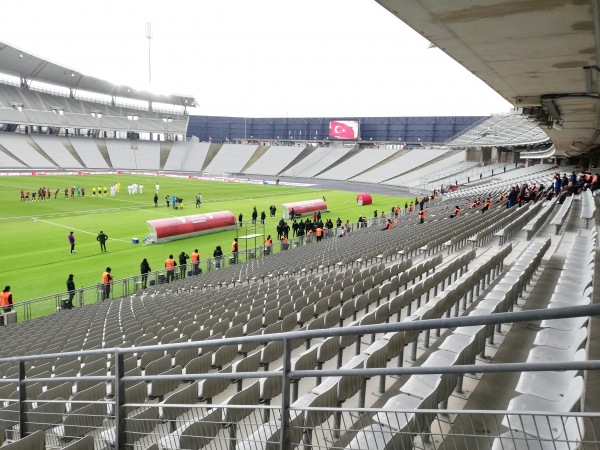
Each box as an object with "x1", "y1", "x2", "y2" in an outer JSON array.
[
  {"x1": 386, "y1": 222, "x2": 392, "y2": 229},
  {"x1": 455, "y1": 208, "x2": 461, "y2": 216},
  {"x1": 418, "y1": 210, "x2": 425, "y2": 219},
  {"x1": 316, "y1": 227, "x2": 323, "y2": 237},
  {"x1": 165, "y1": 258, "x2": 175, "y2": 270},
  {"x1": 281, "y1": 237, "x2": 288, "y2": 245},
  {"x1": 265, "y1": 238, "x2": 272, "y2": 247},
  {"x1": 232, "y1": 242, "x2": 238, "y2": 252},
  {"x1": 0, "y1": 291, "x2": 11, "y2": 306},
  {"x1": 191, "y1": 252, "x2": 200, "y2": 263},
  {"x1": 102, "y1": 272, "x2": 112, "y2": 284}
]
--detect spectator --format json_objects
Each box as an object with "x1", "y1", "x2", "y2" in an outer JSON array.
[
  {"x1": 165, "y1": 254, "x2": 176, "y2": 283},
  {"x1": 140, "y1": 258, "x2": 151, "y2": 289},
  {"x1": 154, "y1": 193, "x2": 158, "y2": 207},
  {"x1": 178, "y1": 251, "x2": 190, "y2": 278},
  {"x1": 65, "y1": 274, "x2": 75, "y2": 309},
  {"x1": 213, "y1": 246, "x2": 223, "y2": 268},
  {"x1": 238, "y1": 212, "x2": 243, "y2": 227}
]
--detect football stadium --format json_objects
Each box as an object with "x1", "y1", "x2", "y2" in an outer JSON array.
[{"x1": 0, "y1": 1, "x2": 598, "y2": 449}]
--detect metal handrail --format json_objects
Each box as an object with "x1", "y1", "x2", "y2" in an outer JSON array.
[
  {"x1": 11, "y1": 218, "x2": 380, "y2": 322},
  {"x1": 1, "y1": 304, "x2": 598, "y2": 449}
]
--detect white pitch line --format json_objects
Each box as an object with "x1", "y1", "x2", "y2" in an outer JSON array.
[{"x1": 32, "y1": 218, "x2": 132, "y2": 244}]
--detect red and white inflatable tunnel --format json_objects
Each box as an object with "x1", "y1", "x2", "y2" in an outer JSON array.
[
  {"x1": 356, "y1": 193, "x2": 372, "y2": 206},
  {"x1": 147, "y1": 211, "x2": 236, "y2": 243},
  {"x1": 282, "y1": 200, "x2": 327, "y2": 219}
]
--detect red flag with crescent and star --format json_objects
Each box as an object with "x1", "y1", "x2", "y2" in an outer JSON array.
[{"x1": 329, "y1": 121, "x2": 357, "y2": 139}]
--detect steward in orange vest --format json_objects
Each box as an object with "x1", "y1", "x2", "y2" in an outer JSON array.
[
  {"x1": 102, "y1": 268, "x2": 113, "y2": 299},
  {"x1": 165, "y1": 255, "x2": 176, "y2": 283},
  {"x1": 418, "y1": 209, "x2": 425, "y2": 223},
  {"x1": 265, "y1": 235, "x2": 273, "y2": 255},
  {"x1": 191, "y1": 250, "x2": 200, "y2": 275},
  {"x1": 1, "y1": 286, "x2": 13, "y2": 312}
]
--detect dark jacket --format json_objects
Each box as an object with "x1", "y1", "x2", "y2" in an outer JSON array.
[
  {"x1": 66, "y1": 277, "x2": 75, "y2": 292},
  {"x1": 140, "y1": 260, "x2": 151, "y2": 274}
]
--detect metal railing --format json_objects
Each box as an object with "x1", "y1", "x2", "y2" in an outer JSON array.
[
  {"x1": 11, "y1": 217, "x2": 398, "y2": 322},
  {"x1": 0, "y1": 304, "x2": 598, "y2": 449}
]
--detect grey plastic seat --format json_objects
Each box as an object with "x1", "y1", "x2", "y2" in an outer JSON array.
[
  {"x1": 100, "y1": 406, "x2": 159, "y2": 447},
  {"x1": 159, "y1": 407, "x2": 222, "y2": 450},
  {"x1": 25, "y1": 397, "x2": 67, "y2": 432},
  {"x1": 62, "y1": 435, "x2": 95, "y2": 450},
  {"x1": 492, "y1": 416, "x2": 583, "y2": 450},
  {"x1": 515, "y1": 370, "x2": 579, "y2": 402},
  {"x1": 533, "y1": 327, "x2": 587, "y2": 350},
  {"x1": 1, "y1": 429, "x2": 45, "y2": 450},
  {"x1": 345, "y1": 424, "x2": 411, "y2": 450},
  {"x1": 161, "y1": 381, "x2": 199, "y2": 422},
  {"x1": 61, "y1": 402, "x2": 106, "y2": 440},
  {"x1": 502, "y1": 376, "x2": 584, "y2": 440}
]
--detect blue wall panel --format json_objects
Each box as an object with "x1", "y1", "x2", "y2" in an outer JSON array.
[{"x1": 187, "y1": 115, "x2": 485, "y2": 143}]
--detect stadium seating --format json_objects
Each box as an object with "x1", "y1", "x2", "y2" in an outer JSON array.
[
  {"x1": 0, "y1": 133, "x2": 55, "y2": 167},
  {"x1": 244, "y1": 145, "x2": 305, "y2": 176},
  {"x1": 351, "y1": 147, "x2": 451, "y2": 183},
  {"x1": 0, "y1": 121, "x2": 595, "y2": 450},
  {"x1": 204, "y1": 144, "x2": 258, "y2": 174},
  {"x1": 29, "y1": 134, "x2": 83, "y2": 169},
  {"x1": 284, "y1": 146, "x2": 352, "y2": 178},
  {"x1": 316, "y1": 148, "x2": 398, "y2": 180},
  {"x1": 68, "y1": 136, "x2": 109, "y2": 169}
]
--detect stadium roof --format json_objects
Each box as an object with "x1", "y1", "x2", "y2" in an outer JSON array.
[
  {"x1": 377, "y1": 0, "x2": 600, "y2": 157},
  {"x1": 448, "y1": 113, "x2": 550, "y2": 147},
  {"x1": 0, "y1": 40, "x2": 197, "y2": 108}
]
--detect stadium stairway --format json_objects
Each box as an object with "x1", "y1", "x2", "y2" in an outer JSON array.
[
  {"x1": 312, "y1": 146, "x2": 363, "y2": 178},
  {"x1": 159, "y1": 141, "x2": 173, "y2": 170},
  {"x1": 93, "y1": 138, "x2": 112, "y2": 168},
  {"x1": 200, "y1": 143, "x2": 223, "y2": 171},
  {"x1": 278, "y1": 144, "x2": 315, "y2": 176},
  {"x1": 59, "y1": 136, "x2": 86, "y2": 167},
  {"x1": 242, "y1": 145, "x2": 270, "y2": 172},
  {"x1": 21, "y1": 134, "x2": 58, "y2": 167},
  {"x1": 349, "y1": 149, "x2": 409, "y2": 181}
]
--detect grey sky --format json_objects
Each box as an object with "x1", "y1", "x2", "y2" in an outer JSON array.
[{"x1": 1, "y1": 0, "x2": 512, "y2": 117}]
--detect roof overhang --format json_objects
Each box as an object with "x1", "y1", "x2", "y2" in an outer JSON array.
[
  {"x1": 0, "y1": 40, "x2": 197, "y2": 108},
  {"x1": 375, "y1": 0, "x2": 600, "y2": 157}
]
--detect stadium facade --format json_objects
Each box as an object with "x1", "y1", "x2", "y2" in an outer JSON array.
[{"x1": 187, "y1": 114, "x2": 484, "y2": 144}]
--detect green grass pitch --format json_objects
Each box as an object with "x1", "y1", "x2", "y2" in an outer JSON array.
[{"x1": 0, "y1": 174, "x2": 410, "y2": 318}]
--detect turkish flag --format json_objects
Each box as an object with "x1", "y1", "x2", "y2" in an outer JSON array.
[{"x1": 329, "y1": 121, "x2": 356, "y2": 139}]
